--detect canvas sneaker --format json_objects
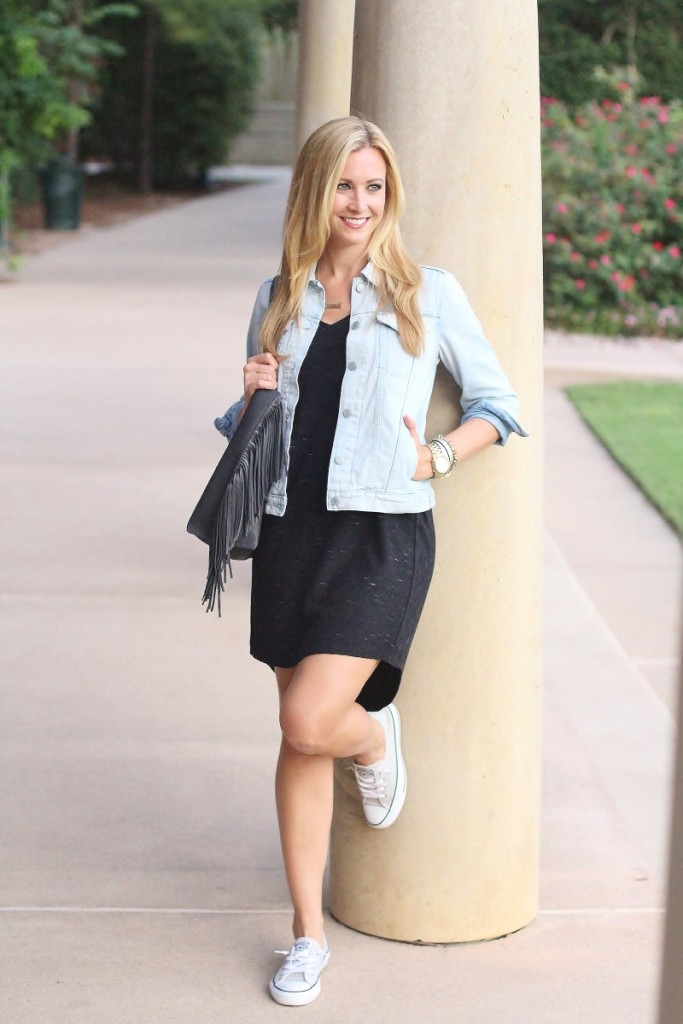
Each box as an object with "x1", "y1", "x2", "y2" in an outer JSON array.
[
  {"x1": 352, "y1": 702, "x2": 407, "y2": 829},
  {"x1": 269, "y1": 936, "x2": 331, "y2": 1006}
]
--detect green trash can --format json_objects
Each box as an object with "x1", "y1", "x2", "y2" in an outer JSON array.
[{"x1": 41, "y1": 157, "x2": 83, "y2": 230}]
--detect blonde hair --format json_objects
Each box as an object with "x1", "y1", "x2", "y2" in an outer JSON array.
[{"x1": 260, "y1": 116, "x2": 424, "y2": 357}]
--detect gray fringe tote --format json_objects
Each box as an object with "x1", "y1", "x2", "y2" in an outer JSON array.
[{"x1": 187, "y1": 386, "x2": 286, "y2": 615}]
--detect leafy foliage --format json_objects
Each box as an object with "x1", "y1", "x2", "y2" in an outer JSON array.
[
  {"x1": 539, "y1": 0, "x2": 683, "y2": 107},
  {"x1": 542, "y1": 71, "x2": 683, "y2": 337},
  {"x1": 259, "y1": 0, "x2": 298, "y2": 34},
  {"x1": 0, "y1": 0, "x2": 134, "y2": 251},
  {"x1": 85, "y1": 0, "x2": 260, "y2": 187}
]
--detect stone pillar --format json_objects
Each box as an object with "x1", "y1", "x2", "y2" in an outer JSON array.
[
  {"x1": 294, "y1": 0, "x2": 355, "y2": 154},
  {"x1": 329, "y1": 0, "x2": 543, "y2": 942},
  {"x1": 659, "y1": 641, "x2": 683, "y2": 1024}
]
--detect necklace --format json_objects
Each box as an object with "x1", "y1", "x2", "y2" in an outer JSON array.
[{"x1": 324, "y1": 301, "x2": 342, "y2": 310}]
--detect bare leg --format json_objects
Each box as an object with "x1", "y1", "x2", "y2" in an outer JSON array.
[{"x1": 274, "y1": 655, "x2": 384, "y2": 946}]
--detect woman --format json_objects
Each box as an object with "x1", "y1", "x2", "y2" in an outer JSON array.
[{"x1": 215, "y1": 116, "x2": 527, "y2": 1006}]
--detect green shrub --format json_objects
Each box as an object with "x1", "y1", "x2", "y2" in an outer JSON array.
[
  {"x1": 539, "y1": 0, "x2": 683, "y2": 108},
  {"x1": 85, "y1": 1, "x2": 260, "y2": 188},
  {"x1": 542, "y1": 73, "x2": 683, "y2": 337}
]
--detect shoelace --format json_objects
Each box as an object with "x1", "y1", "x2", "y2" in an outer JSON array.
[
  {"x1": 351, "y1": 763, "x2": 388, "y2": 801},
  {"x1": 273, "y1": 941, "x2": 321, "y2": 977}
]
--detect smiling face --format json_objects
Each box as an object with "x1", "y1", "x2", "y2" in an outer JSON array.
[{"x1": 328, "y1": 146, "x2": 387, "y2": 253}]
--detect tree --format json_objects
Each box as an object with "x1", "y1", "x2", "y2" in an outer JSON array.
[
  {"x1": 539, "y1": 0, "x2": 683, "y2": 105},
  {"x1": 259, "y1": 0, "x2": 298, "y2": 34},
  {"x1": 85, "y1": 0, "x2": 261, "y2": 188},
  {"x1": 0, "y1": 0, "x2": 135, "y2": 252}
]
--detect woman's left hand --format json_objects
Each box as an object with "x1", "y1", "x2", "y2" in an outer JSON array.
[{"x1": 403, "y1": 415, "x2": 433, "y2": 481}]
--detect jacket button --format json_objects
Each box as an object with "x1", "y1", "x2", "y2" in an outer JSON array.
[
  {"x1": 347, "y1": 361, "x2": 357, "y2": 371},
  {"x1": 334, "y1": 456, "x2": 342, "y2": 465},
  {"x1": 356, "y1": 282, "x2": 365, "y2": 293},
  {"x1": 342, "y1": 408, "x2": 352, "y2": 418},
  {"x1": 351, "y1": 321, "x2": 360, "y2": 330},
  {"x1": 330, "y1": 496, "x2": 339, "y2": 506}
]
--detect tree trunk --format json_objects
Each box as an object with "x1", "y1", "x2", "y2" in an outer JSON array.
[
  {"x1": 0, "y1": 162, "x2": 10, "y2": 254},
  {"x1": 625, "y1": 0, "x2": 639, "y2": 77},
  {"x1": 139, "y1": 4, "x2": 157, "y2": 194},
  {"x1": 65, "y1": 1, "x2": 86, "y2": 164}
]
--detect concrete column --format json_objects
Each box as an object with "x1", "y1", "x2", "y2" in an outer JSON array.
[
  {"x1": 329, "y1": 0, "x2": 543, "y2": 942},
  {"x1": 659, "y1": 639, "x2": 683, "y2": 1023},
  {"x1": 294, "y1": 0, "x2": 355, "y2": 154}
]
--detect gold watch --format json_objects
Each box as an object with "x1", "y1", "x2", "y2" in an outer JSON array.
[{"x1": 427, "y1": 436, "x2": 456, "y2": 478}]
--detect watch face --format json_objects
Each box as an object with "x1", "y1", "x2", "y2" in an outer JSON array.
[{"x1": 435, "y1": 453, "x2": 450, "y2": 474}]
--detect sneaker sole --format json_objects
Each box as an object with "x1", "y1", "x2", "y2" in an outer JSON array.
[
  {"x1": 369, "y1": 703, "x2": 407, "y2": 829},
  {"x1": 269, "y1": 978, "x2": 322, "y2": 1006}
]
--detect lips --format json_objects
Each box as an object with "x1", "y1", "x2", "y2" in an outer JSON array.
[{"x1": 341, "y1": 217, "x2": 370, "y2": 228}]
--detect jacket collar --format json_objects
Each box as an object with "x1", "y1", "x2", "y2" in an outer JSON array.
[{"x1": 306, "y1": 259, "x2": 378, "y2": 290}]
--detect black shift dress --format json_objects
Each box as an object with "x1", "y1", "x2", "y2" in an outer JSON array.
[{"x1": 250, "y1": 315, "x2": 436, "y2": 712}]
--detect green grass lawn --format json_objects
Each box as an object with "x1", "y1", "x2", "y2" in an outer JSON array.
[{"x1": 565, "y1": 380, "x2": 683, "y2": 535}]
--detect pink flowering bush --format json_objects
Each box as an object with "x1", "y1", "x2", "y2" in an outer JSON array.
[{"x1": 542, "y1": 74, "x2": 683, "y2": 338}]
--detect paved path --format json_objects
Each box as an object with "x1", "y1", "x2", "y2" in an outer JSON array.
[{"x1": 1, "y1": 175, "x2": 680, "y2": 1023}]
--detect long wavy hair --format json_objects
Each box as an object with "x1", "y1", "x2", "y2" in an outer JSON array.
[{"x1": 260, "y1": 116, "x2": 424, "y2": 357}]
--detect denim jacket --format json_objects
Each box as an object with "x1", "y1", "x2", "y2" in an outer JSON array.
[{"x1": 215, "y1": 261, "x2": 528, "y2": 515}]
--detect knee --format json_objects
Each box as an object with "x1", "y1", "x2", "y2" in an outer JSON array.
[{"x1": 279, "y1": 702, "x2": 331, "y2": 756}]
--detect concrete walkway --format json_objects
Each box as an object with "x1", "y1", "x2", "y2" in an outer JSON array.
[{"x1": 1, "y1": 175, "x2": 680, "y2": 1024}]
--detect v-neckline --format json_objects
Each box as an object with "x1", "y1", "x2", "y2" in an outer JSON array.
[{"x1": 319, "y1": 313, "x2": 351, "y2": 328}]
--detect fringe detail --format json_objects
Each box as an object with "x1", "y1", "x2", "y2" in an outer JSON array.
[{"x1": 202, "y1": 395, "x2": 286, "y2": 616}]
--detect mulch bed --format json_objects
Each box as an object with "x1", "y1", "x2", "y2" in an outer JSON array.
[{"x1": 11, "y1": 175, "x2": 232, "y2": 256}]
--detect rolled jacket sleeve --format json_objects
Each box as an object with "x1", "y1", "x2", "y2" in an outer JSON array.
[
  {"x1": 436, "y1": 271, "x2": 529, "y2": 445},
  {"x1": 213, "y1": 278, "x2": 275, "y2": 442}
]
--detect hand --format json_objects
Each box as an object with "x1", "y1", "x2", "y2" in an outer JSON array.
[
  {"x1": 243, "y1": 352, "x2": 278, "y2": 402},
  {"x1": 403, "y1": 415, "x2": 433, "y2": 481}
]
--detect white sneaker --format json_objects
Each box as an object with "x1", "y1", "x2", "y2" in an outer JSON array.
[
  {"x1": 269, "y1": 936, "x2": 330, "y2": 1006},
  {"x1": 352, "y1": 703, "x2": 407, "y2": 829}
]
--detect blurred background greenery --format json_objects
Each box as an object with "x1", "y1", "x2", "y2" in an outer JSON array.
[{"x1": 1, "y1": 0, "x2": 681, "y2": 337}]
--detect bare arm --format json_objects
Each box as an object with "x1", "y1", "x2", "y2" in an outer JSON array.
[{"x1": 404, "y1": 415, "x2": 500, "y2": 480}]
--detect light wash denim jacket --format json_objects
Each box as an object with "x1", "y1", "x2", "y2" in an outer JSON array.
[{"x1": 215, "y1": 261, "x2": 527, "y2": 515}]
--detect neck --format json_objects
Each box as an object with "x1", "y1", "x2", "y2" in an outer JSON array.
[{"x1": 317, "y1": 246, "x2": 368, "y2": 282}]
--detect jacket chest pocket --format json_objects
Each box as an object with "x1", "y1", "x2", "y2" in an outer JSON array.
[{"x1": 375, "y1": 311, "x2": 416, "y2": 380}]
